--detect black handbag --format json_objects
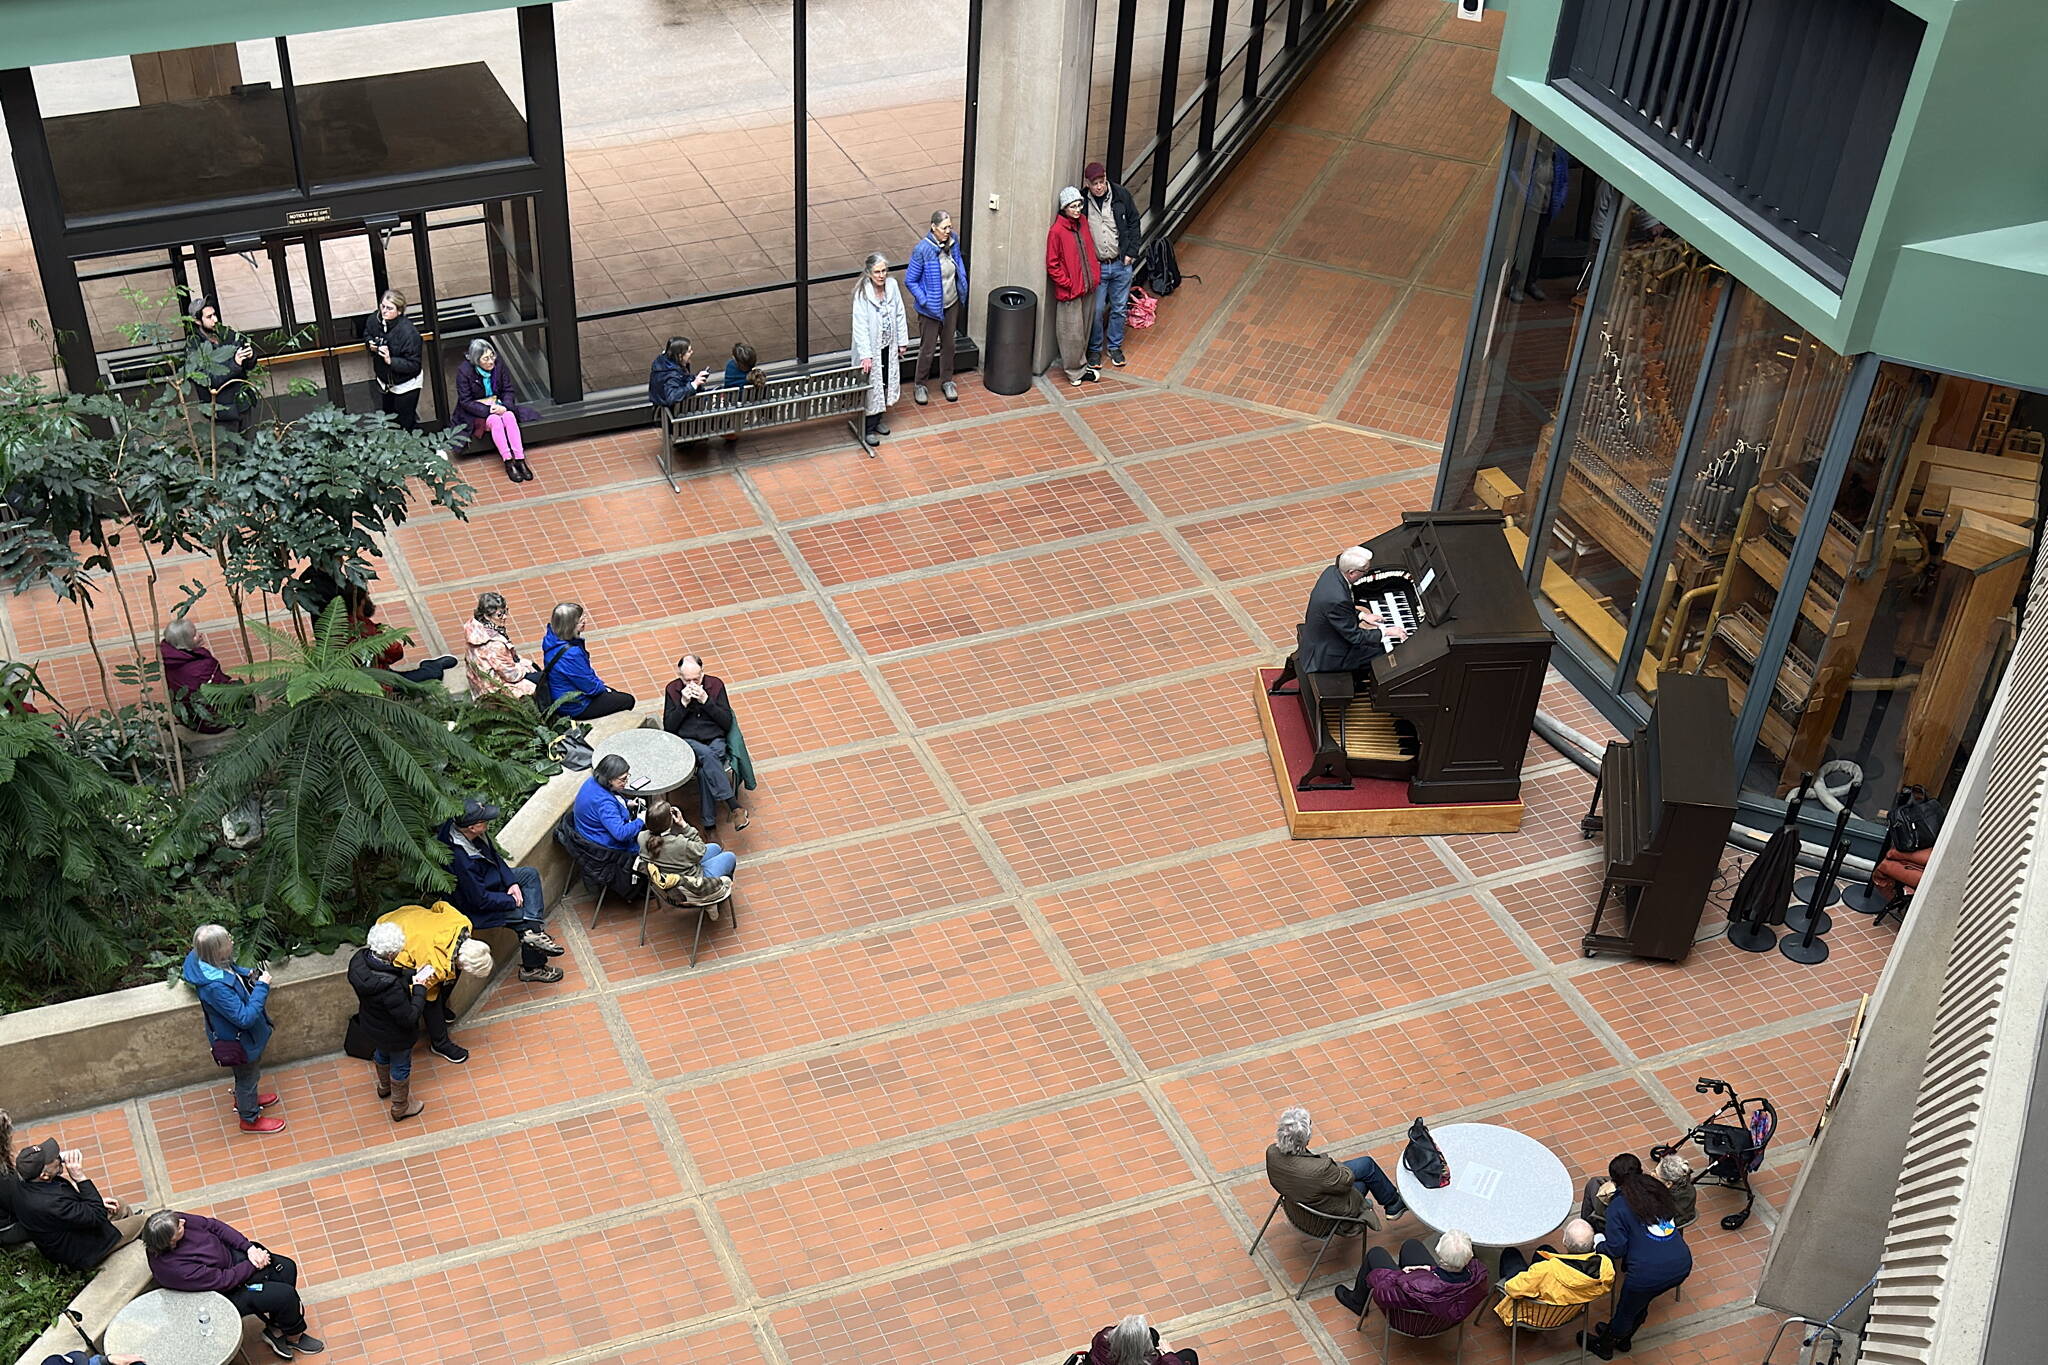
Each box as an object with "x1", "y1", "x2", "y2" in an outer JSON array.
[
  {"x1": 1402, "y1": 1117, "x2": 1451, "y2": 1189},
  {"x1": 342, "y1": 1012, "x2": 378, "y2": 1061},
  {"x1": 1889, "y1": 785, "x2": 1945, "y2": 854},
  {"x1": 209, "y1": 1038, "x2": 248, "y2": 1067}
]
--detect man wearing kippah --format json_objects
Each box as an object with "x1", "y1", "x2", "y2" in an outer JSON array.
[{"x1": 1082, "y1": 160, "x2": 1142, "y2": 369}]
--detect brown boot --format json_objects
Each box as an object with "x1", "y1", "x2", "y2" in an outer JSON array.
[
  {"x1": 388, "y1": 1079, "x2": 424, "y2": 1122},
  {"x1": 374, "y1": 1063, "x2": 392, "y2": 1099}
]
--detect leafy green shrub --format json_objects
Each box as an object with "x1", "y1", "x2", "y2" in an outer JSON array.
[{"x1": 0, "y1": 1247, "x2": 87, "y2": 1363}]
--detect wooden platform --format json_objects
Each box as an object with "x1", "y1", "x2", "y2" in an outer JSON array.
[{"x1": 1254, "y1": 668, "x2": 1525, "y2": 838}]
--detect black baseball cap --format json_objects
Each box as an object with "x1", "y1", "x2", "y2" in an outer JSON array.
[
  {"x1": 16, "y1": 1137, "x2": 59, "y2": 1180},
  {"x1": 457, "y1": 797, "x2": 501, "y2": 825}
]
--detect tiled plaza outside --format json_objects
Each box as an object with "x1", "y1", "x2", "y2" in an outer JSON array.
[{"x1": 4, "y1": 5, "x2": 1889, "y2": 1364}]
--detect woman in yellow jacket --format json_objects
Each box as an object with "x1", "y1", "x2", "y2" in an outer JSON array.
[{"x1": 372, "y1": 901, "x2": 493, "y2": 1065}]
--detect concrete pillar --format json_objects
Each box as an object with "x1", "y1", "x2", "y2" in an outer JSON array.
[
  {"x1": 967, "y1": 0, "x2": 1096, "y2": 372},
  {"x1": 1754, "y1": 679, "x2": 2006, "y2": 1328}
]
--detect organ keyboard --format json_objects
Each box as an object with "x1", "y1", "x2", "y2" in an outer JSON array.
[
  {"x1": 1272, "y1": 512, "x2": 1554, "y2": 804},
  {"x1": 1580, "y1": 671, "x2": 1737, "y2": 961}
]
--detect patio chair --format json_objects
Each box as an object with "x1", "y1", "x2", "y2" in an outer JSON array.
[
  {"x1": 643, "y1": 857, "x2": 740, "y2": 963},
  {"x1": 1496, "y1": 1288, "x2": 1597, "y2": 1365},
  {"x1": 1377, "y1": 1300, "x2": 1478, "y2": 1364},
  {"x1": 1247, "y1": 1195, "x2": 1376, "y2": 1299},
  {"x1": 553, "y1": 812, "x2": 641, "y2": 929}
]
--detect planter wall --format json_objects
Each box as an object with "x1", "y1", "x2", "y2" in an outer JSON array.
[{"x1": 1, "y1": 713, "x2": 649, "y2": 1121}]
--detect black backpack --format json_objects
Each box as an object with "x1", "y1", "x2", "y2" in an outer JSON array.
[
  {"x1": 1889, "y1": 785, "x2": 1945, "y2": 853},
  {"x1": 1141, "y1": 234, "x2": 1198, "y2": 296}
]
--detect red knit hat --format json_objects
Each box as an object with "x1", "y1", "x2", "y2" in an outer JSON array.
[{"x1": 1083, "y1": 161, "x2": 1107, "y2": 181}]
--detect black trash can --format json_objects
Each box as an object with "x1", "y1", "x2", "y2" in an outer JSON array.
[{"x1": 983, "y1": 286, "x2": 1039, "y2": 396}]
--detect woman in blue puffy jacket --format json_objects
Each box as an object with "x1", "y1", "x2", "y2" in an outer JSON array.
[
  {"x1": 182, "y1": 924, "x2": 284, "y2": 1135},
  {"x1": 540, "y1": 601, "x2": 636, "y2": 719}
]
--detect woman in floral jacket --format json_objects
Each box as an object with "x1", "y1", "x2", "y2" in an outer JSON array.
[{"x1": 462, "y1": 591, "x2": 538, "y2": 698}]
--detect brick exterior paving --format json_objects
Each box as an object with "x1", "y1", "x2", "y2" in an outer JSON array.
[{"x1": 5, "y1": 6, "x2": 1875, "y2": 1363}]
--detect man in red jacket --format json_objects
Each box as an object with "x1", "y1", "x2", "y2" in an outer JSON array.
[{"x1": 1045, "y1": 186, "x2": 1102, "y2": 385}]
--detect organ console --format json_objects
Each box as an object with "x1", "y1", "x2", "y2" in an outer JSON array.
[
  {"x1": 1580, "y1": 671, "x2": 1737, "y2": 961},
  {"x1": 1271, "y1": 512, "x2": 1554, "y2": 805}
]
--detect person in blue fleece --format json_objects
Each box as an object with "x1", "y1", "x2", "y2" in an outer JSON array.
[
  {"x1": 539, "y1": 601, "x2": 636, "y2": 719},
  {"x1": 182, "y1": 923, "x2": 285, "y2": 1135}
]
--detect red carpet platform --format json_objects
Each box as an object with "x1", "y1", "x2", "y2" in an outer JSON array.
[{"x1": 1254, "y1": 668, "x2": 1524, "y2": 837}]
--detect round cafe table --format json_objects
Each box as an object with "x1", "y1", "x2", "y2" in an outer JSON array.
[
  {"x1": 592, "y1": 726, "x2": 697, "y2": 796},
  {"x1": 1393, "y1": 1122, "x2": 1574, "y2": 1251},
  {"x1": 103, "y1": 1288, "x2": 242, "y2": 1365}
]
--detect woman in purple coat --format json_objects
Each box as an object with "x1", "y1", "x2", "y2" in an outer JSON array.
[
  {"x1": 158, "y1": 620, "x2": 240, "y2": 733},
  {"x1": 142, "y1": 1210, "x2": 324, "y2": 1356},
  {"x1": 454, "y1": 338, "x2": 540, "y2": 483}
]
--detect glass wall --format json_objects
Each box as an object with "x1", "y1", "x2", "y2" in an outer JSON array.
[{"x1": 1441, "y1": 118, "x2": 1617, "y2": 549}]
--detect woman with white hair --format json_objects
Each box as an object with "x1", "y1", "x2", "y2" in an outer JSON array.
[
  {"x1": 850, "y1": 252, "x2": 910, "y2": 448},
  {"x1": 1334, "y1": 1227, "x2": 1491, "y2": 1325},
  {"x1": 347, "y1": 920, "x2": 437, "y2": 1121},
  {"x1": 159, "y1": 619, "x2": 242, "y2": 734},
  {"x1": 1084, "y1": 1313, "x2": 1197, "y2": 1365},
  {"x1": 453, "y1": 337, "x2": 540, "y2": 482},
  {"x1": 181, "y1": 924, "x2": 284, "y2": 1135},
  {"x1": 372, "y1": 900, "x2": 494, "y2": 1068}
]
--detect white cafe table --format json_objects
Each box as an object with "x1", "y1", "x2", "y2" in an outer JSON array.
[
  {"x1": 1393, "y1": 1121, "x2": 1574, "y2": 1252},
  {"x1": 592, "y1": 726, "x2": 697, "y2": 796},
  {"x1": 102, "y1": 1288, "x2": 243, "y2": 1365}
]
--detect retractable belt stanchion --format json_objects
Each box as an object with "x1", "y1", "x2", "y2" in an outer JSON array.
[
  {"x1": 1839, "y1": 787, "x2": 1904, "y2": 915},
  {"x1": 1782, "y1": 781, "x2": 1861, "y2": 965}
]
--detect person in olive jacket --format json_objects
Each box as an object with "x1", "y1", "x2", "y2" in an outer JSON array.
[{"x1": 347, "y1": 922, "x2": 435, "y2": 1122}]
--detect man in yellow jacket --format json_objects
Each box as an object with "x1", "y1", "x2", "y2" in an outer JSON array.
[
  {"x1": 1494, "y1": 1218, "x2": 1615, "y2": 1326},
  {"x1": 373, "y1": 901, "x2": 492, "y2": 1065}
]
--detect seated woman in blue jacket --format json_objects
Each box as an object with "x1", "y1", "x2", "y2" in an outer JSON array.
[
  {"x1": 540, "y1": 601, "x2": 636, "y2": 719},
  {"x1": 648, "y1": 335, "x2": 711, "y2": 409},
  {"x1": 1586, "y1": 1155, "x2": 1694, "y2": 1358},
  {"x1": 573, "y1": 754, "x2": 648, "y2": 851}
]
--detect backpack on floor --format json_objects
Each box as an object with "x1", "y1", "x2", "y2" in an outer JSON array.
[{"x1": 1141, "y1": 235, "x2": 1197, "y2": 296}]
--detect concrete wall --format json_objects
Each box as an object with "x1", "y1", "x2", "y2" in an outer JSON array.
[
  {"x1": 0, "y1": 712, "x2": 646, "y2": 1123},
  {"x1": 965, "y1": 0, "x2": 1096, "y2": 372}
]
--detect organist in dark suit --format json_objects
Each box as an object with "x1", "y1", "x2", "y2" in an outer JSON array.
[{"x1": 1299, "y1": 546, "x2": 1409, "y2": 673}]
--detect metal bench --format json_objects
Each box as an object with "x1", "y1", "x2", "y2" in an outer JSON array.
[{"x1": 654, "y1": 363, "x2": 871, "y2": 487}]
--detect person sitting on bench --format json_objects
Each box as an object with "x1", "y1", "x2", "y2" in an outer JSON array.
[
  {"x1": 12, "y1": 1141, "x2": 143, "y2": 1270},
  {"x1": 142, "y1": 1210, "x2": 324, "y2": 1357},
  {"x1": 1298, "y1": 545, "x2": 1408, "y2": 676}
]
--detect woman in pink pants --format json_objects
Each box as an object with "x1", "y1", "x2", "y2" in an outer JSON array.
[{"x1": 454, "y1": 339, "x2": 540, "y2": 483}]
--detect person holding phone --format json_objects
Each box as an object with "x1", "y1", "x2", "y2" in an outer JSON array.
[
  {"x1": 647, "y1": 335, "x2": 713, "y2": 410},
  {"x1": 184, "y1": 296, "x2": 259, "y2": 431},
  {"x1": 572, "y1": 754, "x2": 649, "y2": 852},
  {"x1": 347, "y1": 922, "x2": 437, "y2": 1121},
  {"x1": 362, "y1": 288, "x2": 424, "y2": 431},
  {"x1": 182, "y1": 923, "x2": 285, "y2": 1135}
]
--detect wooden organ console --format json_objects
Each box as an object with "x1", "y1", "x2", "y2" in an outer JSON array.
[
  {"x1": 1271, "y1": 512, "x2": 1555, "y2": 805},
  {"x1": 1580, "y1": 671, "x2": 1736, "y2": 962}
]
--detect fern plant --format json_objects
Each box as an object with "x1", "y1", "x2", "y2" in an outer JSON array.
[
  {"x1": 152, "y1": 602, "x2": 525, "y2": 921},
  {"x1": 0, "y1": 704, "x2": 150, "y2": 992}
]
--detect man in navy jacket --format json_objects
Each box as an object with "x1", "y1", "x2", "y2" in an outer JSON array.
[{"x1": 435, "y1": 797, "x2": 567, "y2": 984}]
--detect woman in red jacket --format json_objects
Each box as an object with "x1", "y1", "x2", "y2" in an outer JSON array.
[{"x1": 1045, "y1": 186, "x2": 1102, "y2": 385}]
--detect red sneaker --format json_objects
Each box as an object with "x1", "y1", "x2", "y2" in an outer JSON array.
[
  {"x1": 257, "y1": 1093, "x2": 280, "y2": 1110},
  {"x1": 239, "y1": 1116, "x2": 287, "y2": 1135}
]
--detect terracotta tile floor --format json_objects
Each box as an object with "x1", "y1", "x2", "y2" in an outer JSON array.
[{"x1": 8, "y1": 6, "x2": 1876, "y2": 1363}]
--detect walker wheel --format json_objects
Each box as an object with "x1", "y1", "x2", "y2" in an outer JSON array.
[{"x1": 1721, "y1": 1211, "x2": 1751, "y2": 1230}]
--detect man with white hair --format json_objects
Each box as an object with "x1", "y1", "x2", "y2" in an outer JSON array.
[
  {"x1": 1265, "y1": 1105, "x2": 1407, "y2": 1242},
  {"x1": 1335, "y1": 1227, "x2": 1491, "y2": 1324},
  {"x1": 347, "y1": 921, "x2": 437, "y2": 1121},
  {"x1": 1493, "y1": 1217, "x2": 1617, "y2": 1324},
  {"x1": 373, "y1": 900, "x2": 494, "y2": 1067},
  {"x1": 1297, "y1": 544, "x2": 1408, "y2": 675}
]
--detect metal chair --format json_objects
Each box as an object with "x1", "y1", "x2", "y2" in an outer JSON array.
[
  {"x1": 1377, "y1": 1300, "x2": 1477, "y2": 1364},
  {"x1": 642, "y1": 856, "x2": 741, "y2": 964},
  {"x1": 1495, "y1": 1289, "x2": 1596, "y2": 1365},
  {"x1": 1247, "y1": 1195, "x2": 1376, "y2": 1299}
]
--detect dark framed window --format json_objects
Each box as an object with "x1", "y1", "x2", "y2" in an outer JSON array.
[{"x1": 1550, "y1": 0, "x2": 1924, "y2": 288}]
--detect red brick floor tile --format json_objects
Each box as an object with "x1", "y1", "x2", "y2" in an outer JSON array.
[
  {"x1": 1433, "y1": 5, "x2": 1507, "y2": 47},
  {"x1": 878, "y1": 599, "x2": 1262, "y2": 728},
  {"x1": 833, "y1": 532, "x2": 1199, "y2": 655},
  {"x1": 1421, "y1": 184, "x2": 1494, "y2": 293},
  {"x1": 396, "y1": 476, "x2": 762, "y2": 583},
  {"x1": 1360, "y1": 0, "x2": 1452, "y2": 33},
  {"x1": 1489, "y1": 859, "x2": 1609, "y2": 963},
  {"x1": 1438, "y1": 763, "x2": 1601, "y2": 879},
  {"x1": 747, "y1": 411, "x2": 1092, "y2": 520},
  {"x1": 725, "y1": 743, "x2": 948, "y2": 849},
  {"x1": 718, "y1": 1092, "x2": 1195, "y2": 1295},
  {"x1": 981, "y1": 752, "x2": 1281, "y2": 888},
  {"x1": 721, "y1": 668, "x2": 900, "y2": 759},
  {"x1": 585, "y1": 820, "x2": 1005, "y2": 978},
  {"x1": 1100, "y1": 896, "x2": 1536, "y2": 1068},
  {"x1": 1170, "y1": 1308, "x2": 1335, "y2": 1365},
  {"x1": 1360, "y1": 40, "x2": 1506, "y2": 163},
  {"x1": 1571, "y1": 929, "x2": 1890, "y2": 1060},
  {"x1": 195, "y1": 1104, "x2": 682, "y2": 1282},
  {"x1": 1178, "y1": 476, "x2": 1437, "y2": 580},
  {"x1": 1188, "y1": 127, "x2": 1344, "y2": 251},
  {"x1": 770, "y1": 1198, "x2": 1269, "y2": 1365},
  {"x1": 596, "y1": 602, "x2": 851, "y2": 688},
  {"x1": 414, "y1": 534, "x2": 798, "y2": 635},
  {"x1": 878, "y1": 369, "x2": 1050, "y2": 435},
  {"x1": 669, "y1": 1000, "x2": 1130, "y2": 1184},
  {"x1": 1336, "y1": 289, "x2": 1468, "y2": 441},
  {"x1": 576, "y1": 1320, "x2": 770, "y2": 1365},
  {"x1": 308, "y1": 1211, "x2": 731, "y2": 1365},
  {"x1": 1118, "y1": 243, "x2": 1260, "y2": 382},
  {"x1": 1182, "y1": 260, "x2": 1402, "y2": 414},
  {"x1": 1277, "y1": 24, "x2": 1422, "y2": 135},
  {"x1": 1651, "y1": 1017, "x2": 1852, "y2": 1139},
  {"x1": 1229, "y1": 572, "x2": 1318, "y2": 650},
  {"x1": 1040, "y1": 835, "x2": 1459, "y2": 976},
  {"x1": 1125, "y1": 423, "x2": 1437, "y2": 518},
  {"x1": 927, "y1": 674, "x2": 1261, "y2": 806},
  {"x1": 436, "y1": 432, "x2": 662, "y2": 512},
  {"x1": 1283, "y1": 144, "x2": 1478, "y2": 279},
  {"x1": 789, "y1": 472, "x2": 1147, "y2": 586},
  {"x1": 624, "y1": 906, "x2": 1060, "y2": 1076},
  {"x1": 1070, "y1": 389, "x2": 1298, "y2": 460},
  {"x1": 148, "y1": 1003, "x2": 631, "y2": 1192},
  {"x1": 1164, "y1": 983, "x2": 1620, "y2": 1171}
]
